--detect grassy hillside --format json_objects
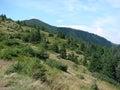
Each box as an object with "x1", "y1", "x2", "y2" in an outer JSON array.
[
  {"x1": 24, "y1": 19, "x2": 112, "y2": 47},
  {"x1": 0, "y1": 15, "x2": 120, "y2": 90}
]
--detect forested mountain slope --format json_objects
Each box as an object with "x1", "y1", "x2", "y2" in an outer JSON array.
[
  {"x1": 0, "y1": 15, "x2": 120, "y2": 90},
  {"x1": 24, "y1": 19, "x2": 112, "y2": 47}
]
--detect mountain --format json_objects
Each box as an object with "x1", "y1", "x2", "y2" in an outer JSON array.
[
  {"x1": 58, "y1": 27, "x2": 112, "y2": 47},
  {"x1": 23, "y1": 19, "x2": 58, "y2": 33},
  {"x1": 0, "y1": 15, "x2": 120, "y2": 90},
  {"x1": 23, "y1": 19, "x2": 112, "y2": 47}
]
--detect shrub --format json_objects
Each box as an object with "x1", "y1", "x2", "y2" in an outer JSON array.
[
  {"x1": 6, "y1": 57, "x2": 47, "y2": 81},
  {"x1": 0, "y1": 48, "x2": 20, "y2": 60},
  {"x1": 46, "y1": 59, "x2": 67, "y2": 72},
  {"x1": 48, "y1": 33, "x2": 54, "y2": 37},
  {"x1": 60, "y1": 44, "x2": 67, "y2": 59},
  {"x1": 67, "y1": 52, "x2": 79, "y2": 64},
  {"x1": 76, "y1": 50, "x2": 83, "y2": 54},
  {"x1": 22, "y1": 45, "x2": 35, "y2": 56},
  {"x1": 34, "y1": 48, "x2": 49, "y2": 60},
  {"x1": 6, "y1": 61, "x2": 23, "y2": 74},
  {"x1": 51, "y1": 43, "x2": 59, "y2": 53},
  {"x1": 91, "y1": 82, "x2": 99, "y2": 90},
  {"x1": 21, "y1": 33, "x2": 30, "y2": 42},
  {"x1": 92, "y1": 72, "x2": 119, "y2": 85},
  {"x1": 32, "y1": 67, "x2": 47, "y2": 82},
  {"x1": 3, "y1": 39, "x2": 20, "y2": 46}
]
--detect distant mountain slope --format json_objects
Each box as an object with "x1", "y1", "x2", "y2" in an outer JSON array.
[
  {"x1": 24, "y1": 19, "x2": 112, "y2": 47},
  {"x1": 58, "y1": 27, "x2": 112, "y2": 47},
  {"x1": 24, "y1": 19, "x2": 58, "y2": 33}
]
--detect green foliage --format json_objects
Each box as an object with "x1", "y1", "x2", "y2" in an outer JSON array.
[
  {"x1": 6, "y1": 57, "x2": 47, "y2": 82},
  {"x1": 82, "y1": 55, "x2": 88, "y2": 66},
  {"x1": 57, "y1": 31, "x2": 65, "y2": 39},
  {"x1": 58, "y1": 27, "x2": 112, "y2": 47},
  {"x1": 48, "y1": 33, "x2": 54, "y2": 37},
  {"x1": 0, "y1": 48, "x2": 20, "y2": 60},
  {"x1": 34, "y1": 48, "x2": 49, "y2": 60},
  {"x1": 88, "y1": 53, "x2": 102, "y2": 72},
  {"x1": 46, "y1": 59, "x2": 67, "y2": 72},
  {"x1": 29, "y1": 29, "x2": 41, "y2": 43},
  {"x1": 51, "y1": 43, "x2": 59, "y2": 53},
  {"x1": 66, "y1": 37, "x2": 78, "y2": 50},
  {"x1": 92, "y1": 72, "x2": 119, "y2": 85},
  {"x1": 32, "y1": 67, "x2": 47, "y2": 82},
  {"x1": 21, "y1": 33, "x2": 30, "y2": 42},
  {"x1": 76, "y1": 50, "x2": 83, "y2": 54},
  {"x1": 80, "y1": 43, "x2": 85, "y2": 51},
  {"x1": 60, "y1": 44, "x2": 67, "y2": 59},
  {"x1": 0, "y1": 14, "x2": 7, "y2": 21},
  {"x1": 67, "y1": 52, "x2": 79, "y2": 64},
  {"x1": 24, "y1": 19, "x2": 58, "y2": 33},
  {"x1": 3, "y1": 39, "x2": 20, "y2": 46},
  {"x1": 21, "y1": 45, "x2": 35, "y2": 57},
  {"x1": 116, "y1": 62, "x2": 120, "y2": 83},
  {"x1": 22, "y1": 29, "x2": 41, "y2": 43},
  {"x1": 101, "y1": 51, "x2": 117, "y2": 79},
  {"x1": 91, "y1": 82, "x2": 99, "y2": 90},
  {"x1": 6, "y1": 61, "x2": 23, "y2": 74}
]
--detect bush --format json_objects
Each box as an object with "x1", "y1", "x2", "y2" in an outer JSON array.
[
  {"x1": 76, "y1": 50, "x2": 83, "y2": 54},
  {"x1": 46, "y1": 59, "x2": 67, "y2": 72},
  {"x1": 6, "y1": 57, "x2": 47, "y2": 81},
  {"x1": 6, "y1": 61, "x2": 23, "y2": 74},
  {"x1": 67, "y1": 52, "x2": 79, "y2": 64},
  {"x1": 32, "y1": 67, "x2": 47, "y2": 82},
  {"x1": 48, "y1": 33, "x2": 54, "y2": 37},
  {"x1": 60, "y1": 44, "x2": 67, "y2": 59},
  {"x1": 0, "y1": 48, "x2": 20, "y2": 60},
  {"x1": 92, "y1": 72, "x2": 119, "y2": 85},
  {"x1": 3, "y1": 39, "x2": 20, "y2": 46},
  {"x1": 34, "y1": 48, "x2": 49, "y2": 60},
  {"x1": 51, "y1": 43, "x2": 59, "y2": 53},
  {"x1": 91, "y1": 82, "x2": 99, "y2": 90},
  {"x1": 22, "y1": 45, "x2": 35, "y2": 57}
]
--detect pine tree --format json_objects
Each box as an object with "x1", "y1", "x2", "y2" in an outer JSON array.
[
  {"x1": 60, "y1": 44, "x2": 66, "y2": 59},
  {"x1": 52, "y1": 43, "x2": 59, "y2": 53}
]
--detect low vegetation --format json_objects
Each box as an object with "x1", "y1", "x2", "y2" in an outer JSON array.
[{"x1": 0, "y1": 14, "x2": 120, "y2": 90}]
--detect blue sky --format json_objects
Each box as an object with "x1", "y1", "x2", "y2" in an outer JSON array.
[{"x1": 0, "y1": 0, "x2": 120, "y2": 44}]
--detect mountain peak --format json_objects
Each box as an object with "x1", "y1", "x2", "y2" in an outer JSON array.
[{"x1": 24, "y1": 19, "x2": 113, "y2": 47}]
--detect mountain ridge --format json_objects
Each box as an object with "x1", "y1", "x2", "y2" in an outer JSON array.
[{"x1": 23, "y1": 19, "x2": 113, "y2": 47}]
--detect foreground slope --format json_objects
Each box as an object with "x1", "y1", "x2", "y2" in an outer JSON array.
[{"x1": 0, "y1": 15, "x2": 120, "y2": 90}]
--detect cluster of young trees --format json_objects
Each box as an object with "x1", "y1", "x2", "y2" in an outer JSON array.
[
  {"x1": 55, "y1": 34, "x2": 120, "y2": 84},
  {"x1": 0, "y1": 14, "x2": 7, "y2": 21},
  {"x1": 22, "y1": 29, "x2": 41, "y2": 43},
  {"x1": 82, "y1": 44, "x2": 120, "y2": 84}
]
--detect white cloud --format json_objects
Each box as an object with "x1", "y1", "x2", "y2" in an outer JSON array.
[
  {"x1": 59, "y1": 0, "x2": 97, "y2": 12},
  {"x1": 60, "y1": 16, "x2": 120, "y2": 44},
  {"x1": 29, "y1": 16, "x2": 37, "y2": 19},
  {"x1": 56, "y1": 19, "x2": 64, "y2": 23},
  {"x1": 60, "y1": 25, "x2": 105, "y2": 36},
  {"x1": 93, "y1": 17, "x2": 115, "y2": 27},
  {"x1": 106, "y1": 0, "x2": 120, "y2": 8}
]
